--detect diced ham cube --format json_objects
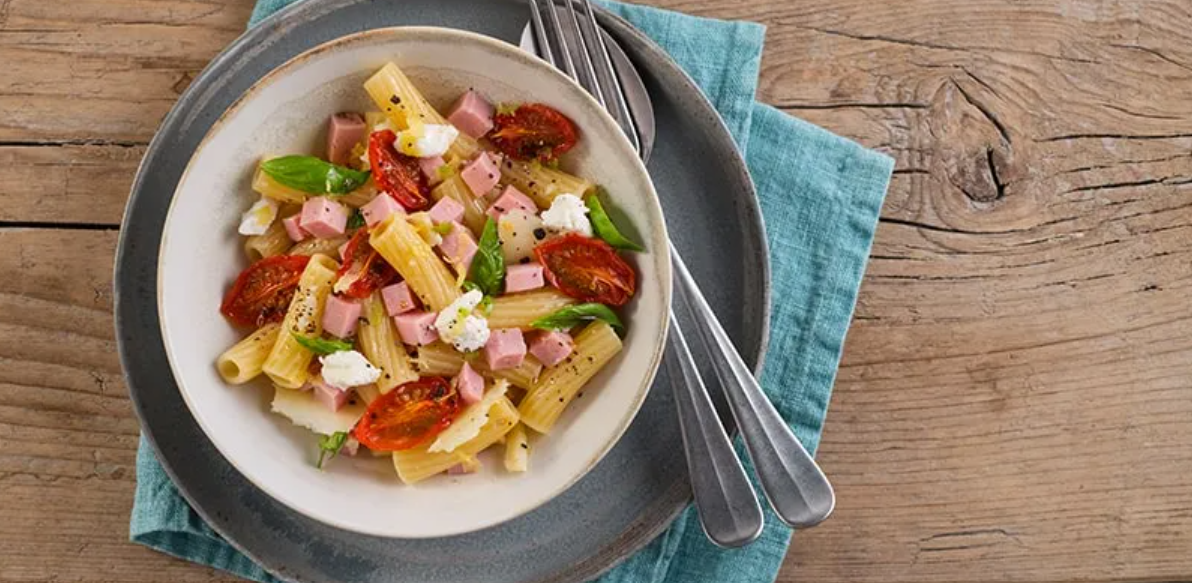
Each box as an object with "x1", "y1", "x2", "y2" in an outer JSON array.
[
  {"x1": 460, "y1": 152, "x2": 501, "y2": 197},
  {"x1": 439, "y1": 223, "x2": 478, "y2": 275},
  {"x1": 484, "y1": 328, "x2": 527, "y2": 371},
  {"x1": 419, "y1": 156, "x2": 446, "y2": 185},
  {"x1": 282, "y1": 215, "x2": 309, "y2": 242},
  {"x1": 322, "y1": 295, "x2": 362, "y2": 338},
  {"x1": 427, "y1": 196, "x2": 465, "y2": 225},
  {"x1": 504, "y1": 263, "x2": 544, "y2": 293},
  {"x1": 454, "y1": 362, "x2": 485, "y2": 405},
  {"x1": 529, "y1": 330, "x2": 575, "y2": 367},
  {"x1": 313, "y1": 379, "x2": 350, "y2": 412},
  {"x1": 300, "y1": 196, "x2": 348, "y2": 239},
  {"x1": 326, "y1": 112, "x2": 367, "y2": 166},
  {"x1": 381, "y1": 281, "x2": 418, "y2": 316},
  {"x1": 446, "y1": 90, "x2": 496, "y2": 139},
  {"x1": 486, "y1": 185, "x2": 538, "y2": 220},
  {"x1": 361, "y1": 193, "x2": 405, "y2": 227},
  {"x1": 393, "y1": 311, "x2": 439, "y2": 346}
]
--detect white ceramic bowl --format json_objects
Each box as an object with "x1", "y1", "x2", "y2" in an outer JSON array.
[{"x1": 157, "y1": 27, "x2": 671, "y2": 538}]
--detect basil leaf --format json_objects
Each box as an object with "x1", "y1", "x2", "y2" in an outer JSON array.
[
  {"x1": 346, "y1": 208, "x2": 366, "y2": 230},
  {"x1": 477, "y1": 294, "x2": 494, "y2": 316},
  {"x1": 292, "y1": 333, "x2": 354, "y2": 355},
  {"x1": 531, "y1": 303, "x2": 624, "y2": 334},
  {"x1": 461, "y1": 281, "x2": 481, "y2": 294},
  {"x1": 261, "y1": 155, "x2": 371, "y2": 195},
  {"x1": 316, "y1": 431, "x2": 349, "y2": 470},
  {"x1": 467, "y1": 218, "x2": 505, "y2": 296},
  {"x1": 586, "y1": 192, "x2": 644, "y2": 252},
  {"x1": 433, "y1": 222, "x2": 455, "y2": 235}
]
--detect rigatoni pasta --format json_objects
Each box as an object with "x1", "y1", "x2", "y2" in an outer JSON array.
[
  {"x1": 214, "y1": 61, "x2": 643, "y2": 484},
  {"x1": 216, "y1": 323, "x2": 281, "y2": 384}
]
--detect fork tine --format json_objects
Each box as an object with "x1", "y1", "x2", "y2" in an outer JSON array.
[
  {"x1": 528, "y1": 0, "x2": 556, "y2": 68},
  {"x1": 576, "y1": 0, "x2": 641, "y2": 154},
  {"x1": 541, "y1": 0, "x2": 578, "y2": 79},
  {"x1": 563, "y1": 0, "x2": 606, "y2": 108}
]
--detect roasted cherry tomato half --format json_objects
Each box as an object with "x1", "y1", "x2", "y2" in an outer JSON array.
[
  {"x1": 534, "y1": 233, "x2": 635, "y2": 306},
  {"x1": 220, "y1": 254, "x2": 311, "y2": 327},
  {"x1": 368, "y1": 129, "x2": 431, "y2": 211},
  {"x1": 352, "y1": 377, "x2": 460, "y2": 451},
  {"x1": 335, "y1": 228, "x2": 397, "y2": 299},
  {"x1": 488, "y1": 103, "x2": 579, "y2": 163}
]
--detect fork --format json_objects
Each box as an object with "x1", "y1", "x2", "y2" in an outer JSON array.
[{"x1": 526, "y1": 0, "x2": 836, "y2": 539}]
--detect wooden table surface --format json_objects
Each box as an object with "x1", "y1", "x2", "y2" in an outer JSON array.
[{"x1": 3, "y1": 0, "x2": 1191, "y2": 581}]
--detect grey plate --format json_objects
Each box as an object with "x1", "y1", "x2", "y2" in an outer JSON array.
[{"x1": 114, "y1": 0, "x2": 771, "y2": 581}]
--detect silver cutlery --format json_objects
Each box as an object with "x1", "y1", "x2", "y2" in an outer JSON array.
[{"x1": 522, "y1": 0, "x2": 835, "y2": 538}]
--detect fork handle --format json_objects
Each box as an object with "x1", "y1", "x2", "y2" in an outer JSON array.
[
  {"x1": 666, "y1": 311, "x2": 764, "y2": 547},
  {"x1": 670, "y1": 244, "x2": 836, "y2": 528}
]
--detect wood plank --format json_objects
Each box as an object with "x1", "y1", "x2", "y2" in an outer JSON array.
[{"x1": 2, "y1": 0, "x2": 1192, "y2": 581}]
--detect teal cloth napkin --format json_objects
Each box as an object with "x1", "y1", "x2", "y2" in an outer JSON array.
[{"x1": 131, "y1": 1, "x2": 894, "y2": 582}]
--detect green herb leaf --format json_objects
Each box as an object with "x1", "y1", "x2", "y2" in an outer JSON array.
[
  {"x1": 495, "y1": 102, "x2": 521, "y2": 116},
  {"x1": 433, "y1": 222, "x2": 455, "y2": 235},
  {"x1": 461, "y1": 281, "x2": 481, "y2": 294},
  {"x1": 586, "y1": 191, "x2": 644, "y2": 252},
  {"x1": 292, "y1": 332, "x2": 354, "y2": 355},
  {"x1": 261, "y1": 155, "x2": 371, "y2": 195},
  {"x1": 346, "y1": 208, "x2": 366, "y2": 230},
  {"x1": 477, "y1": 295, "x2": 494, "y2": 316},
  {"x1": 316, "y1": 431, "x2": 349, "y2": 470},
  {"x1": 467, "y1": 218, "x2": 505, "y2": 296},
  {"x1": 531, "y1": 303, "x2": 624, "y2": 334}
]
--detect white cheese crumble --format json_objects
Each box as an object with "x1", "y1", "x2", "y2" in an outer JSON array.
[
  {"x1": 540, "y1": 193, "x2": 592, "y2": 237},
  {"x1": 319, "y1": 350, "x2": 381, "y2": 390},
  {"x1": 237, "y1": 197, "x2": 279, "y2": 236},
  {"x1": 434, "y1": 290, "x2": 491, "y2": 352},
  {"x1": 396, "y1": 123, "x2": 459, "y2": 158}
]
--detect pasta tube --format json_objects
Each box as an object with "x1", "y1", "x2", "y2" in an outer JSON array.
[
  {"x1": 369, "y1": 215, "x2": 461, "y2": 312},
  {"x1": 431, "y1": 174, "x2": 488, "y2": 233},
  {"x1": 504, "y1": 423, "x2": 529, "y2": 473},
  {"x1": 487, "y1": 289, "x2": 578, "y2": 330},
  {"x1": 391, "y1": 397, "x2": 519, "y2": 483},
  {"x1": 358, "y1": 291, "x2": 418, "y2": 393},
  {"x1": 215, "y1": 323, "x2": 281, "y2": 384},
  {"x1": 363, "y1": 62, "x2": 480, "y2": 161},
  {"x1": 244, "y1": 218, "x2": 292, "y2": 261},
  {"x1": 288, "y1": 235, "x2": 348, "y2": 257},
  {"x1": 414, "y1": 343, "x2": 543, "y2": 389},
  {"x1": 518, "y1": 321, "x2": 622, "y2": 433},
  {"x1": 499, "y1": 158, "x2": 594, "y2": 209},
  {"x1": 262, "y1": 254, "x2": 339, "y2": 388},
  {"x1": 252, "y1": 163, "x2": 308, "y2": 205}
]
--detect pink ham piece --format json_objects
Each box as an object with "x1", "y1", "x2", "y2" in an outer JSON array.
[
  {"x1": 326, "y1": 113, "x2": 367, "y2": 166},
  {"x1": 300, "y1": 196, "x2": 348, "y2": 239},
  {"x1": 439, "y1": 223, "x2": 478, "y2": 275},
  {"x1": 360, "y1": 193, "x2": 405, "y2": 228},
  {"x1": 504, "y1": 263, "x2": 545, "y2": 293},
  {"x1": 460, "y1": 152, "x2": 501, "y2": 197},
  {"x1": 419, "y1": 156, "x2": 446, "y2": 185},
  {"x1": 381, "y1": 281, "x2": 418, "y2": 316},
  {"x1": 427, "y1": 196, "x2": 465, "y2": 225},
  {"x1": 484, "y1": 328, "x2": 527, "y2": 371},
  {"x1": 529, "y1": 330, "x2": 574, "y2": 367},
  {"x1": 446, "y1": 90, "x2": 496, "y2": 139},
  {"x1": 312, "y1": 378, "x2": 350, "y2": 412},
  {"x1": 393, "y1": 311, "x2": 439, "y2": 346},
  {"x1": 454, "y1": 362, "x2": 485, "y2": 405},
  {"x1": 322, "y1": 295, "x2": 362, "y2": 338},
  {"x1": 486, "y1": 185, "x2": 538, "y2": 220},
  {"x1": 282, "y1": 215, "x2": 309, "y2": 242}
]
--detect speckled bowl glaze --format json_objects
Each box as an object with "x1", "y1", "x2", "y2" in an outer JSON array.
[
  {"x1": 158, "y1": 27, "x2": 671, "y2": 538},
  {"x1": 116, "y1": 0, "x2": 770, "y2": 580}
]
